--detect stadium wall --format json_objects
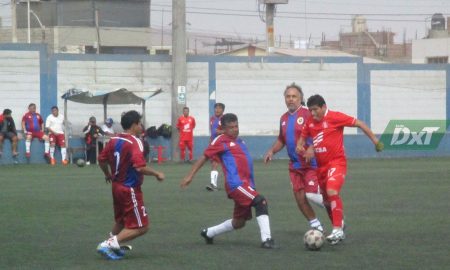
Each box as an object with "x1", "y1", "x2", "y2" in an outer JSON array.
[{"x1": 0, "y1": 43, "x2": 449, "y2": 164}]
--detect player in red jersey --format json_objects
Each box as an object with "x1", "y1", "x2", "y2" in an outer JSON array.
[
  {"x1": 264, "y1": 83, "x2": 324, "y2": 233},
  {"x1": 96, "y1": 110, "x2": 165, "y2": 260},
  {"x1": 206, "y1": 102, "x2": 225, "y2": 191},
  {"x1": 296, "y1": 94, "x2": 383, "y2": 245},
  {"x1": 181, "y1": 113, "x2": 276, "y2": 249},
  {"x1": 21, "y1": 103, "x2": 50, "y2": 159},
  {"x1": 176, "y1": 107, "x2": 196, "y2": 162}
]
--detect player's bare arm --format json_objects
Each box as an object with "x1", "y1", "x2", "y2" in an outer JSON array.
[
  {"x1": 99, "y1": 161, "x2": 113, "y2": 183},
  {"x1": 264, "y1": 139, "x2": 284, "y2": 163},
  {"x1": 354, "y1": 119, "x2": 384, "y2": 152},
  {"x1": 136, "y1": 166, "x2": 165, "y2": 181},
  {"x1": 180, "y1": 155, "x2": 209, "y2": 189},
  {"x1": 295, "y1": 136, "x2": 306, "y2": 154},
  {"x1": 303, "y1": 145, "x2": 315, "y2": 163}
]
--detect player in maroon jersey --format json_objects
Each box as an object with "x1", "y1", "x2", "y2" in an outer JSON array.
[
  {"x1": 96, "y1": 110, "x2": 165, "y2": 260},
  {"x1": 21, "y1": 103, "x2": 50, "y2": 159},
  {"x1": 297, "y1": 94, "x2": 383, "y2": 245},
  {"x1": 264, "y1": 83, "x2": 324, "y2": 233},
  {"x1": 206, "y1": 102, "x2": 225, "y2": 191}
]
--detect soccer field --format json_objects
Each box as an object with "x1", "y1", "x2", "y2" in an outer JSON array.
[{"x1": 0, "y1": 158, "x2": 448, "y2": 270}]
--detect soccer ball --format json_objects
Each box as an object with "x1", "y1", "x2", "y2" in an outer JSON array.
[
  {"x1": 76, "y1": 159, "x2": 86, "y2": 167},
  {"x1": 304, "y1": 229, "x2": 324, "y2": 251}
]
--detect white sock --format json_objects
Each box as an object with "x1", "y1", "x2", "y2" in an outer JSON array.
[
  {"x1": 306, "y1": 192, "x2": 324, "y2": 208},
  {"x1": 309, "y1": 218, "x2": 323, "y2": 232},
  {"x1": 207, "y1": 219, "x2": 234, "y2": 238},
  {"x1": 26, "y1": 140, "x2": 31, "y2": 153},
  {"x1": 44, "y1": 141, "x2": 50, "y2": 153},
  {"x1": 106, "y1": 235, "x2": 120, "y2": 250},
  {"x1": 210, "y1": 170, "x2": 218, "y2": 187},
  {"x1": 61, "y1": 148, "x2": 67, "y2": 160},
  {"x1": 50, "y1": 146, "x2": 55, "y2": 158},
  {"x1": 256, "y1": 214, "x2": 272, "y2": 242}
]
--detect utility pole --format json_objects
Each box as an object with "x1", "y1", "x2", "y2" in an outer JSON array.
[
  {"x1": 171, "y1": 0, "x2": 187, "y2": 161},
  {"x1": 95, "y1": 8, "x2": 100, "y2": 54},
  {"x1": 11, "y1": 0, "x2": 17, "y2": 42},
  {"x1": 27, "y1": 0, "x2": 30, "y2": 43},
  {"x1": 265, "y1": 3, "x2": 274, "y2": 54},
  {"x1": 161, "y1": 8, "x2": 164, "y2": 48}
]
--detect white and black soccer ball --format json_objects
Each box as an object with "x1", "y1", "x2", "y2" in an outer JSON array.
[
  {"x1": 304, "y1": 229, "x2": 324, "y2": 251},
  {"x1": 76, "y1": 159, "x2": 86, "y2": 167}
]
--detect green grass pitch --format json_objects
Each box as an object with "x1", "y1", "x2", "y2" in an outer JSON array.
[{"x1": 0, "y1": 158, "x2": 449, "y2": 270}]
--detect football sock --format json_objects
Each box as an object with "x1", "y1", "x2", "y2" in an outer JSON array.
[
  {"x1": 25, "y1": 140, "x2": 31, "y2": 153},
  {"x1": 50, "y1": 146, "x2": 55, "y2": 158},
  {"x1": 306, "y1": 192, "x2": 324, "y2": 208},
  {"x1": 207, "y1": 219, "x2": 234, "y2": 238},
  {"x1": 309, "y1": 218, "x2": 324, "y2": 231},
  {"x1": 328, "y1": 194, "x2": 344, "y2": 228},
  {"x1": 210, "y1": 170, "x2": 218, "y2": 187},
  {"x1": 44, "y1": 141, "x2": 50, "y2": 154},
  {"x1": 61, "y1": 148, "x2": 67, "y2": 160},
  {"x1": 256, "y1": 214, "x2": 272, "y2": 242},
  {"x1": 106, "y1": 235, "x2": 120, "y2": 250}
]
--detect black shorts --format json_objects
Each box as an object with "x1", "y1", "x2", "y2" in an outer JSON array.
[{"x1": 0, "y1": 132, "x2": 17, "y2": 140}]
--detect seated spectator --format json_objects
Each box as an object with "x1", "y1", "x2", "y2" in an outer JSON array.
[{"x1": 0, "y1": 109, "x2": 20, "y2": 160}]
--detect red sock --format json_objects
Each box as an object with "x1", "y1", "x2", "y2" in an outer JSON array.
[{"x1": 328, "y1": 194, "x2": 344, "y2": 228}]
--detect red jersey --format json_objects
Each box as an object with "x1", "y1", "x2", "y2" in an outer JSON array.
[
  {"x1": 177, "y1": 116, "x2": 196, "y2": 141},
  {"x1": 204, "y1": 134, "x2": 255, "y2": 194},
  {"x1": 301, "y1": 110, "x2": 356, "y2": 167},
  {"x1": 98, "y1": 133, "x2": 147, "y2": 188},
  {"x1": 22, "y1": 112, "x2": 44, "y2": 132},
  {"x1": 278, "y1": 106, "x2": 317, "y2": 170}
]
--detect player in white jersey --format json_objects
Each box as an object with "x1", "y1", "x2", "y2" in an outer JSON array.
[{"x1": 45, "y1": 106, "x2": 68, "y2": 165}]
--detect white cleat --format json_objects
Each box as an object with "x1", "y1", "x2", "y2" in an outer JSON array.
[{"x1": 326, "y1": 228, "x2": 345, "y2": 245}]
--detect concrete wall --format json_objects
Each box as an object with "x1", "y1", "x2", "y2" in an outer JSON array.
[
  {"x1": 412, "y1": 38, "x2": 450, "y2": 64},
  {"x1": 0, "y1": 43, "x2": 449, "y2": 164}
]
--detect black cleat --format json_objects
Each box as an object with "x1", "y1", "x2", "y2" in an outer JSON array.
[
  {"x1": 261, "y1": 238, "x2": 276, "y2": 249},
  {"x1": 201, "y1": 229, "x2": 214, "y2": 244},
  {"x1": 205, "y1": 184, "x2": 219, "y2": 192}
]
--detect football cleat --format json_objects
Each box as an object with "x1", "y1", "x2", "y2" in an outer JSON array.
[
  {"x1": 205, "y1": 184, "x2": 219, "y2": 192},
  {"x1": 62, "y1": 159, "x2": 69, "y2": 165},
  {"x1": 311, "y1": 224, "x2": 324, "y2": 233},
  {"x1": 50, "y1": 158, "x2": 56, "y2": 165},
  {"x1": 96, "y1": 245, "x2": 123, "y2": 260},
  {"x1": 326, "y1": 228, "x2": 345, "y2": 245},
  {"x1": 200, "y1": 229, "x2": 214, "y2": 244},
  {"x1": 113, "y1": 245, "x2": 132, "y2": 256},
  {"x1": 261, "y1": 238, "x2": 277, "y2": 249}
]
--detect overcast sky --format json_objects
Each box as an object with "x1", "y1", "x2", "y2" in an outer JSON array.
[{"x1": 1, "y1": 0, "x2": 449, "y2": 45}]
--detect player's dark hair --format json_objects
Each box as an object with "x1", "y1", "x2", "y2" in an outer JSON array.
[
  {"x1": 121, "y1": 110, "x2": 141, "y2": 130},
  {"x1": 307, "y1": 94, "x2": 326, "y2": 108},
  {"x1": 183, "y1": 107, "x2": 189, "y2": 110},
  {"x1": 51, "y1": 106, "x2": 58, "y2": 110},
  {"x1": 28, "y1": 103, "x2": 36, "y2": 108},
  {"x1": 214, "y1": 103, "x2": 225, "y2": 110},
  {"x1": 3, "y1": 108, "x2": 12, "y2": 115},
  {"x1": 284, "y1": 82, "x2": 305, "y2": 105},
  {"x1": 221, "y1": 113, "x2": 238, "y2": 126}
]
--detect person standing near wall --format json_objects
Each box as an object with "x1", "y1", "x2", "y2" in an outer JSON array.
[
  {"x1": 176, "y1": 107, "x2": 196, "y2": 163},
  {"x1": 206, "y1": 102, "x2": 225, "y2": 191},
  {"x1": 45, "y1": 106, "x2": 68, "y2": 165},
  {"x1": 83, "y1": 116, "x2": 104, "y2": 165}
]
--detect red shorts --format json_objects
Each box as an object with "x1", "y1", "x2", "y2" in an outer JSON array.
[
  {"x1": 228, "y1": 185, "x2": 259, "y2": 220},
  {"x1": 49, "y1": 134, "x2": 66, "y2": 147},
  {"x1": 112, "y1": 184, "x2": 149, "y2": 229},
  {"x1": 289, "y1": 168, "x2": 319, "y2": 193},
  {"x1": 27, "y1": 131, "x2": 45, "y2": 140},
  {"x1": 317, "y1": 163, "x2": 347, "y2": 193}
]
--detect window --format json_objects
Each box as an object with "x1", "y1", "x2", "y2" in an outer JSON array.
[{"x1": 427, "y1": 57, "x2": 448, "y2": 64}]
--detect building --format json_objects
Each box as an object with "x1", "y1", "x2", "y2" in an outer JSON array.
[
  {"x1": 412, "y1": 13, "x2": 450, "y2": 64},
  {"x1": 321, "y1": 15, "x2": 411, "y2": 62}
]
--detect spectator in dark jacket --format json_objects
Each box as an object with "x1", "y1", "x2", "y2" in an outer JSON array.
[
  {"x1": 82, "y1": 116, "x2": 104, "y2": 165},
  {"x1": 0, "y1": 109, "x2": 19, "y2": 158}
]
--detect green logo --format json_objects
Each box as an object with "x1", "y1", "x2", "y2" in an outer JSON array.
[{"x1": 380, "y1": 120, "x2": 448, "y2": 150}]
